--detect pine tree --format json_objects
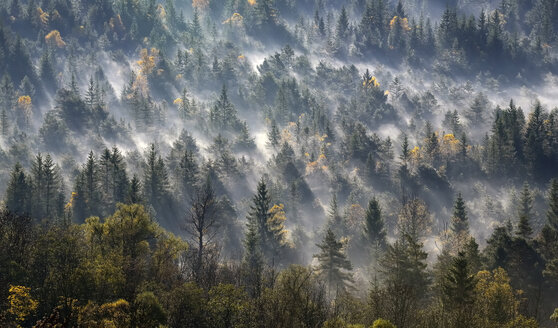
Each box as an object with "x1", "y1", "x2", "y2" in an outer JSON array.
[
  {"x1": 517, "y1": 182, "x2": 533, "y2": 239},
  {"x1": 5, "y1": 163, "x2": 30, "y2": 215},
  {"x1": 314, "y1": 228, "x2": 353, "y2": 294}
]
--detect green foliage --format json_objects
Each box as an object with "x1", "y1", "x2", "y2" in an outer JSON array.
[
  {"x1": 314, "y1": 229, "x2": 353, "y2": 294},
  {"x1": 372, "y1": 318, "x2": 396, "y2": 328}
]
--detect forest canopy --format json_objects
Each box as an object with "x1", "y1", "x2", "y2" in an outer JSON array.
[{"x1": 1, "y1": 0, "x2": 558, "y2": 327}]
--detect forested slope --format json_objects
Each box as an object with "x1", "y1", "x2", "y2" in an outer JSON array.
[{"x1": 1, "y1": 0, "x2": 558, "y2": 327}]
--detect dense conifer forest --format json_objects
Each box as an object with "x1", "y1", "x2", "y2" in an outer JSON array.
[{"x1": 1, "y1": 0, "x2": 558, "y2": 327}]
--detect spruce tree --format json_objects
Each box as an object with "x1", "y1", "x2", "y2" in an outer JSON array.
[
  {"x1": 235, "y1": 121, "x2": 256, "y2": 151},
  {"x1": 0, "y1": 108, "x2": 8, "y2": 136},
  {"x1": 143, "y1": 144, "x2": 169, "y2": 212},
  {"x1": 5, "y1": 163, "x2": 30, "y2": 215},
  {"x1": 246, "y1": 178, "x2": 272, "y2": 262},
  {"x1": 517, "y1": 182, "x2": 533, "y2": 239},
  {"x1": 210, "y1": 85, "x2": 238, "y2": 130},
  {"x1": 84, "y1": 76, "x2": 97, "y2": 109},
  {"x1": 82, "y1": 151, "x2": 101, "y2": 218},
  {"x1": 363, "y1": 197, "x2": 387, "y2": 251},
  {"x1": 547, "y1": 179, "x2": 558, "y2": 231},
  {"x1": 451, "y1": 193, "x2": 469, "y2": 234},
  {"x1": 442, "y1": 252, "x2": 475, "y2": 327},
  {"x1": 128, "y1": 174, "x2": 143, "y2": 204},
  {"x1": 243, "y1": 220, "x2": 263, "y2": 297},
  {"x1": 178, "y1": 149, "x2": 199, "y2": 201},
  {"x1": 540, "y1": 179, "x2": 558, "y2": 280},
  {"x1": 314, "y1": 228, "x2": 353, "y2": 294},
  {"x1": 42, "y1": 154, "x2": 61, "y2": 219},
  {"x1": 267, "y1": 119, "x2": 281, "y2": 149},
  {"x1": 326, "y1": 194, "x2": 344, "y2": 237}
]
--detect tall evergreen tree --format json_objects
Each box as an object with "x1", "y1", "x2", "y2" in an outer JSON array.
[
  {"x1": 246, "y1": 178, "x2": 273, "y2": 263},
  {"x1": 31, "y1": 153, "x2": 62, "y2": 219},
  {"x1": 314, "y1": 228, "x2": 353, "y2": 294},
  {"x1": 128, "y1": 174, "x2": 143, "y2": 205},
  {"x1": 540, "y1": 179, "x2": 558, "y2": 280},
  {"x1": 82, "y1": 151, "x2": 101, "y2": 218},
  {"x1": 210, "y1": 85, "x2": 239, "y2": 130},
  {"x1": 524, "y1": 101, "x2": 547, "y2": 180},
  {"x1": 267, "y1": 119, "x2": 281, "y2": 148},
  {"x1": 442, "y1": 252, "x2": 476, "y2": 328},
  {"x1": 177, "y1": 149, "x2": 199, "y2": 202},
  {"x1": 363, "y1": 197, "x2": 387, "y2": 252},
  {"x1": 143, "y1": 144, "x2": 169, "y2": 214},
  {"x1": 517, "y1": 182, "x2": 533, "y2": 239},
  {"x1": 326, "y1": 194, "x2": 344, "y2": 237},
  {"x1": 5, "y1": 163, "x2": 30, "y2": 215},
  {"x1": 243, "y1": 219, "x2": 263, "y2": 298}
]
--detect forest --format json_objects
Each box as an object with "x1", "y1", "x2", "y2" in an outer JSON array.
[{"x1": 1, "y1": 0, "x2": 558, "y2": 327}]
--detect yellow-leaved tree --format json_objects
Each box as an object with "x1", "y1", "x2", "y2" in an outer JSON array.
[
  {"x1": 7, "y1": 285, "x2": 38, "y2": 326},
  {"x1": 192, "y1": 0, "x2": 210, "y2": 10},
  {"x1": 16, "y1": 95, "x2": 32, "y2": 127},
  {"x1": 473, "y1": 268, "x2": 538, "y2": 327},
  {"x1": 45, "y1": 30, "x2": 65, "y2": 47},
  {"x1": 267, "y1": 204, "x2": 290, "y2": 263}
]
